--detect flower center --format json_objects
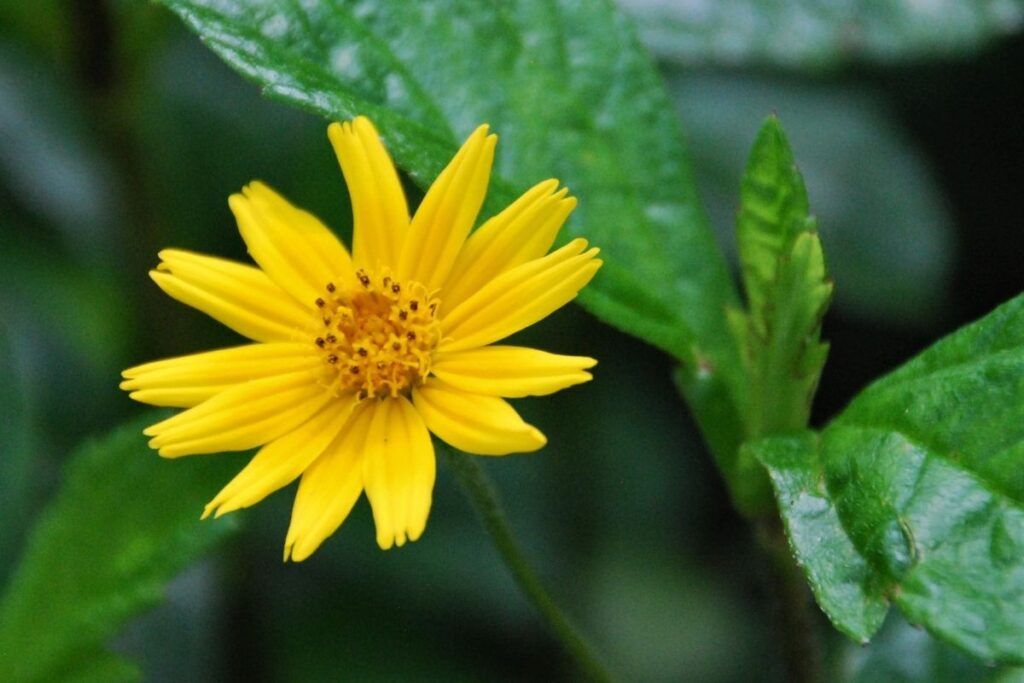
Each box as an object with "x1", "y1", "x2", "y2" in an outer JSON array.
[{"x1": 313, "y1": 269, "x2": 441, "y2": 400}]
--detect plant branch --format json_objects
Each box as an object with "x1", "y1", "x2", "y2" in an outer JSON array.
[
  {"x1": 443, "y1": 448, "x2": 615, "y2": 683},
  {"x1": 755, "y1": 514, "x2": 824, "y2": 683}
]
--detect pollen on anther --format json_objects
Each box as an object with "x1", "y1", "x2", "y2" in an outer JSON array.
[
  {"x1": 350, "y1": 366, "x2": 360, "y2": 374},
  {"x1": 315, "y1": 297, "x2": 325, "y2": 308},
  {"x1": 391, "y1": 283, "x2": 400, "y2": 293},
  {"x1": 327, "y1": 354, "x2": 338, "y2": 364},
  {"x1": 326, "y1": 334, "x2": 337, "y2": 344},
  {"x1": 407, "y1": 331, "x2": 417, "y2": 341},
  {"x1": 357, "y1": 347, "x2": 368, "y2": 357},
  {"x1": 392, "y1": 341, "x2": 401, "y2": 351},
  {"x1": 410, "y1": 300, "x2": 419, "y2": 312},
  {"x1": 326, "y1": 282, "x2": 336, "y2": 293},
  {"x1": 399, "y1": 310, "x2": 408, "y2": 320},
  {"x1": 315, "y1": 337, "x2": 325, "y2": 348}
]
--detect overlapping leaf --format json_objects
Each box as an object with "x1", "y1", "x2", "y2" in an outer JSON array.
[
  {"x1": 154, "y1": 0, "x2": 741, "y2": 376},
  {"x1": 0, "y1": 416, "x2": 238, "y2": 682},
  {"x1": 753, "y1": 293, "x2": 1024, "y2": 664}
]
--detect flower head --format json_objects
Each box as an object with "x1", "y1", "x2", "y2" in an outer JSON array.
[{"x1": 121, "y1": 117, "x2": 601, "y2": 560}]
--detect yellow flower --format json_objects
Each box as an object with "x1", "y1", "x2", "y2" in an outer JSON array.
[{"x1": 121, "y1": 117, "x2": 602, "y2": 560}]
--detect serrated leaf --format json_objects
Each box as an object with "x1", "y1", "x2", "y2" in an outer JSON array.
[
  {"x1": 0, "y1": 416, "x2": 239, "y2": 682},
  {"x1": 732, "y1": 117, "x2": 832, "y2": 438},
  {"x1": 152, "y1": 0, "x2": 762, "y2": 521},
  {"x1": 627, "y1": 0, "x2": 1024, "y2": 69},
  {"x1": 753, "y1": 293, "x2": 1024, "y2": 664},
  {"x1": 746, "y1": 434, "x2": 889, "y2": 642},
  {"x1": 671, "y1": 74, "x2": 955, "y2": 328}
]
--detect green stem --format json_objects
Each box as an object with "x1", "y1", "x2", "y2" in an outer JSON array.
[
  {"x1": 443, "y1": 449, "x2": 615, "y2": 683},
  {"x1": 755, "y1": 515, "x2": 824, "y2": 683}
]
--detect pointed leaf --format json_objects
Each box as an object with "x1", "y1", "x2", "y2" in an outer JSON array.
[
  {"x1": 0, "y1": 416, "x2": 239, "y2": 682},
  {"x1": 733, "y1": 117, "x2": 832, "y2": 437},
  {"x1": 753, "y1": 293, "x2": 1024, "y2": 664}
]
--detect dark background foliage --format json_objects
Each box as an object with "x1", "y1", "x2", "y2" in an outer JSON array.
[{"x1": 0, "y1": 1, "x2": 1021, "y2": 680}]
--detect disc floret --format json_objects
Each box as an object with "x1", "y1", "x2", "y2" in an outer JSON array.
[{"x1": 314, "y1": 269, "x2": 441, "y2": 399}]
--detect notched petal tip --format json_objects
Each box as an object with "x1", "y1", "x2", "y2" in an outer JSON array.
[{"x1": 376, "y1": 532, "x2": 395, "y2": 551}]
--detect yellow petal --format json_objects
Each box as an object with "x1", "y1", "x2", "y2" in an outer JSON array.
[
  {"x1": 202, "y1": 396, "x2": 357, "y2": 519},
  {"x1": 121, "y1": 342, "x2": 319, "y2": 407},
  {"x1": 361, "y1": 396, "x2": 436, "y2": 550},
  {"x1": 431, "y1": 346, "x2": 596, "y2": 398},
  {"x1": 441, "y1": 180, "x2": 576, "y2": 313},
  {"x1": 398, "y1": 125, "x2": 497, "y2": 291},
  {"x1": 284, "y1": 401, "x2": 375, "y2": 562},
  {"x1": 412, "y1": 379, "x2": 546, "y2": 456},
  {"x1": 328, "y1": 117, "x2": 409, "y2": 270},
  {"x1": 143, "y1": 371, "x2": 331, "y2": 457},
  {"x1": 230, "y1": 182, "x2": 356, "y2": 307},
  {"x1": 151, "y1": 250, "x2": 310, "y2": 343},
  {"x1": 439, "y1": 238, "x2": 602, "y2": 352}
]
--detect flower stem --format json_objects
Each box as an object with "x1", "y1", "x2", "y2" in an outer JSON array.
[
  {"x1": 755, "y1": 514, "x2": 824, "y2": 683},
  {"x1": 443, "y1": 449, "x2": 615, "y2": 683}
]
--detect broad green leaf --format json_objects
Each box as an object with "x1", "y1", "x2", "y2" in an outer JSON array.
[
  {"x1": 753, "y1": 293, "x2": 1024, "y2": 664},
  {"x1": 730, "y1": 116, "x2": 831, "y2": 437},
  {"x1": 0, "y1": 416, "x2": 238, "y2": 682},
  {"x1": 627, "y1": 0, "x2": 1024, "y2": 69},
  {"x1": 153, "y1": 0, "x2": 742, "y2": 383},
  {"x1": 746, "y1": 434, "x2": 888, "y2": 642}
]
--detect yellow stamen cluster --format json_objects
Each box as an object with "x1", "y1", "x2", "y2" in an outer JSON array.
[{"x1": 314, "y1": 269, "x2": 441, "y2": 400}]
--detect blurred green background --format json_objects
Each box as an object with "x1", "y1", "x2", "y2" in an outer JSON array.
[{"x1": 0, "y1": 1, "x2": 1021, "y2": 680}]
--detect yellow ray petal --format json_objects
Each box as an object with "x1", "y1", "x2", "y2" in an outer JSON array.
[
  {"x1": 441, "y1": 180, "x2": 576, "y2": 313},
  {"x1": 284, "y1": 402, "x2": 375, "y2": 562},
  {"x1": 230, "y1": 182, "x2": 356, "y2": 307},
  {"x1": 439, "y1": 238, "x2": 602, "y2": 352},
  {"x1": 398, "y1": 125, "x2": 497, "y2": 291},
  {"x1": 431, "y1": 346, "x2": 596, "y2": 398},
  {"x1": 143, "y1": 371, "x2": 331, "y2": 457},
  {"x1": 121, "y1": 342, "x2": 319, "y2": 407},
  {"x1": 412, "y1": 379, "x2": 546, "y2": 456},
  {"x1": 328, "y1": 117, "x2": 409, "y2": 270},
  {"x1": 151, "y1": 250, "x2": 310, "y2": 343},
  {"x1": 202, "y1": 396, "x2": 357, "y2": 519},
  {"x1": 361, "y1": 396, "x2": 436, "y2": 550}
]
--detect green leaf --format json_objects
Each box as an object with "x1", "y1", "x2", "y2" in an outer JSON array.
[
  {"x1": 731, "y1": 116, "x2": 832, "y2": 438},
  {"x1": 753, "y1": 293, "x2": 1024, "y2": 664},
  {"x1": 723, "y1": 118, "x2": 831, "y2": 514},
  {"x1": 671, "y1": 73, "x2": 954, "y2": 329},
  {"x1": 0, "y1": 416, "x2": 239, "y2": 682},
  {"x1": 629, "y1": 0, "x2": 1024, "y2": 69},
  {"x1": 746, "y1": 434, "x2": 889, "y2": 642},
  {"x1": 153, "y1": 0, "x2": 741, "y2": 377}
]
